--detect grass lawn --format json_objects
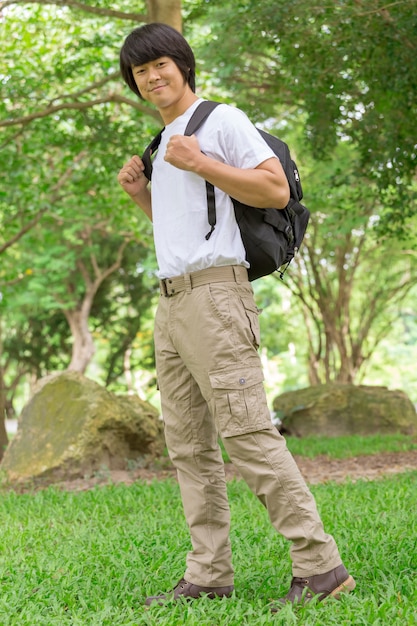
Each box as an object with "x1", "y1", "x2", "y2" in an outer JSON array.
[{"x1": 0, "y1": 435, "x2": 416, "y2": 625}]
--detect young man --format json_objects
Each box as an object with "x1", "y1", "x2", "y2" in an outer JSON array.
[{"x1": 118, "y1": 22, "x2": 355, "y2": 609}]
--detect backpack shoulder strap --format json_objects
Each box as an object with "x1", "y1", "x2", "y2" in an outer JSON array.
[
  {"x1": 185, "y1": 100, "x2": 220, "y2": 239},
  {"x1": 142, "y1": 130, "x2": 163, "y2": 181},
  {"x1": 184, "y1": 100, "x2": 221, "y2": 135}
]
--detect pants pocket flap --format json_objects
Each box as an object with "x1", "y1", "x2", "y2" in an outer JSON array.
[{"x1": 209, "y1": 366, "x2": 264, "y2": 391}]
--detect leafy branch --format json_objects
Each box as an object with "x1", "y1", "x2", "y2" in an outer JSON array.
[
  {"x1": 0, "y1": 0, "x2": 146, "y2": 21},
  {"x1": 0, "y1": 94, "x2": 160, "y2": 129},
  {"x1": 0, "y1": 151, "x2": 87, "y2": 257}
]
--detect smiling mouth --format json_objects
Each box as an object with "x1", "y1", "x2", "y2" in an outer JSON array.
[{"x1": 150, "y1": 84, "x2": 167, "y2": 93}]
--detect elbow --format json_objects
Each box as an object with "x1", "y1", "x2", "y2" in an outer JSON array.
[
  {"x1": 278, "y1": 177, "x2": 291, "y2": 208},
  {"x1": 277, "y1": 187, "x2": 290, "y2": 209},
  {"x1": 255, "y1": 159, "x2": 290, "y2": 208},
  {"x1": 268, "y1": 182, "x2": 290, "y2": 209},
  {"x1": 257, "y1": 188, "x2": 289, "y2": 209},
  {"x1": 265, "y1": 162, "x2": 290, "y2": 208}
]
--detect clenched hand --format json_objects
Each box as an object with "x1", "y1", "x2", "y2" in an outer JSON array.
[
  {"x1": 164, "y1": 134, "x2": 203, "y2": 172},
  {"x1": 117, "y1": 155, "x2": 149, "y2": 198}
]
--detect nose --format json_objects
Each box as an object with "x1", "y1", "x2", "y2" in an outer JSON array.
[{"x1": 148, "y1": 65, "x2": 161, "y2": 81}]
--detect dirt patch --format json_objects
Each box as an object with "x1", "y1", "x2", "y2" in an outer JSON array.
[
  {"x1": 293, "y1": 450, "x2": 417, "y2": 484},
  {"x1": 14, "y1": 449, "x2": 416, "y2": 493}
]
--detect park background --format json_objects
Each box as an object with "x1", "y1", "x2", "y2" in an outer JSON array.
[
  {"x1": 1, "y1": 0, "x2": 416, "y2": 439},
  {"x1": 1, "y1": 2, "x2": 417, "y2": 625}
]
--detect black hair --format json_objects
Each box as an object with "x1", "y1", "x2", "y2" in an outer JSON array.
[{"x1": 119, "y1": 23, "x2": 196, "y2": 99}]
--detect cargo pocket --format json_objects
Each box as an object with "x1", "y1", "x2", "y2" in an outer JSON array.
[
  {"x1": 209, "y1": 365, "x2": 272, "y2": 437},
  {"x1": 240, "y1": 295, "x2": 261, "y2": 349}
]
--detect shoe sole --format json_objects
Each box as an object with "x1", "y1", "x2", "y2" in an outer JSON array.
[{"x1": 329, "y1": 575, "x2": 356, "y2": 599}]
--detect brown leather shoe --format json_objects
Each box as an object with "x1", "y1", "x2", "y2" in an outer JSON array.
[
  {"x1": 271, "y1": 564, "x2": 356, "y2": 610},
  {"x1": 145, "y1": 578, "x2": 234, "y2": 606}
]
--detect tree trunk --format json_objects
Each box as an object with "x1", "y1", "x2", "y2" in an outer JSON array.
[
  {"x1": 0, "y1": 363, "x2": 8, "y2": 460},
  {"x1": 62, "y1": 239, "x2": 132, "y2": 374},
  {"x1": 289, "y1": 223, "x2": 415, "y2": 385},
  {"x1": 146, "y1": 0, "x2": 182, "y2": 30},
  {"x1": 64, "y1": 308, "x2": 96, "y2": 374},
  {"x1": 0, "y1": 417, "x2": 8, "y2": 461}
]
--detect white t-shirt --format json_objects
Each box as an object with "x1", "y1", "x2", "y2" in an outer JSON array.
[{"x1": 151, "y1": 99, "x2": 277, "y2": 279}]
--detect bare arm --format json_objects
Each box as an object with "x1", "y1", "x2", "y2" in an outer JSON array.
[
  {"x1": 117, "y1": 155, "x2": 153, "y2": 220},
  {"x1": 164, "y1": 134, "x2": 290, "y2": 209}
]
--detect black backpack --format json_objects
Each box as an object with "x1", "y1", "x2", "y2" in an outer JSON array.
[{"x1": 142, "y1": 100, "x2": 310, "y2": 281}]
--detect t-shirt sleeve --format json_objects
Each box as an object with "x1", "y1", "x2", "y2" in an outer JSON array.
[{"x1": 205, "y1": 104, "x2": 278, "y2": 170}]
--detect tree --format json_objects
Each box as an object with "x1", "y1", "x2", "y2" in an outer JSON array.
[
  {"x1": 0, "y1": 0, "x2": 181, "y2": 434},
  {"x1": 0, "y1": 322, "x2": 8, "y2": 457},
  {"x1": 0, "y1": 0, "x2": 172, "y2": 374},
  {"x1": 192, "y1": 0, "x2": 417, "y2": 230},
  {"x1": 89, "y1": 241, "x2": 157, "y2": 394},
  {"x1": 1, "y1": 0, "x2": 416, "y2": 416},
  {"x1": 267, "y1": 141, "x2": 417, "y2": 384}
]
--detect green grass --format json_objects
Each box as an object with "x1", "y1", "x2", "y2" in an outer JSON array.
[
  {"x1": 1, "y1": 465, "x2": 417, "y2": 624},
  {"x1": 217, "y1": 433, "x2": 417, "y2": 464},
  {"x1": 285, "y1": 433, "x2": 417, "y2": 459}
]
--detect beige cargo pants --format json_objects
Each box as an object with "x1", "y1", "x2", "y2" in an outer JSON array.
[{"x1": 154, "y1": 265, "x2": 341, "y2": 587}]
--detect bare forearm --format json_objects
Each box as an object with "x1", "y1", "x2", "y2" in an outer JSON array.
[
  {"x1": 130, "y1": 188, "x2": 153, "y2": 221},
  {"x1": 194, "y1": 155, "x2": 289, "y2": 209},
  {"x1": 165, "y1": 135, "x2": 290, "y2": 209},
  {"x1": 117, "y1": 155, "x2": 153, "y2": 220}
]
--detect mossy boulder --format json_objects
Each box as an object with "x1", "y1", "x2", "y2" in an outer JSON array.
[
  {"x1": 1, "y1": 372, "x2": 165, "y2": 481},
  {"x1": 273, "y1": 384, "x2": 417, "y2": 437}
]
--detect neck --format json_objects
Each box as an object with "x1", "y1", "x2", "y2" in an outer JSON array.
[{"x1": 159, "y1": 91, "x2": 199, "y2": 125}]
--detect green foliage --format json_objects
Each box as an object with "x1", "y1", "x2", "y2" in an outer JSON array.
[
  {"x1": 250, "y1": 133, "x2": 417, "y2": 389},
  {"x1": 87, "y1": 242, "x2": 158, "y2": 391},
  {"x1": 0, "y1": 469, "x2": 416, "y2": 624},
  {"x1": 0, "y1": 3, "x2": 159, "y2": 398},
  {"x1": 3, "y1": 311, "x2": 71, "y2": 378},
  {"x1": 285, "y1": 433, "x2": 417, "y2": 459},
  {"x1": 1, "y1": 0, "x2": 417, "y2": 412},
  {"x1": 220, "y1": 433, "x2": 417, "y2": 463},
  {"x1": 193, "y1": 0, "x2": 417, "y2": 190}
]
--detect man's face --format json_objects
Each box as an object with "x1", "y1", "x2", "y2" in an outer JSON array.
[{"x1": 132, "y1": 56, "x2": 188, "y2": 110}]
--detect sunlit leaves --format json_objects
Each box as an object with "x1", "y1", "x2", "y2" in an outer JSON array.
[{"x1": 192, "y1": 0, "x2": 417, "y2": 197}]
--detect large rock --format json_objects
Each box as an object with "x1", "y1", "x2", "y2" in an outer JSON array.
[
  {"x1": 1, "y1": 372, "x2": 165, "y2": 481},
  {"x1": 273, "y1": 384, "x2": 417, "y2": 437}
]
